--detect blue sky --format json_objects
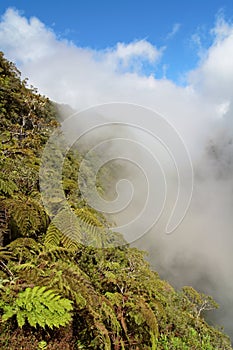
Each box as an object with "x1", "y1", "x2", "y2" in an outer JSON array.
[{"x1": 0, "y1": 0, "x2": 233, "y2": 82}]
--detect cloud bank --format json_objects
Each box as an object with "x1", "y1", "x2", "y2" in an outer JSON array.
[{"x1": 1, "y1": 8, "x2": 233, "y2": 338}]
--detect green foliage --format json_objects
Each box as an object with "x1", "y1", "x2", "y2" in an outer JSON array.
[
  {"x1": 4, "y1": 197, "x2": 48, "y2": 238},
  {"x1": 1, "y1": 286, "x2": 73, "y2": 329},
  {"x1": 157, "y1": 328, "x2": 218, "y2": 350},
  {"x1": 37, "y1": 341, "x2": 47, "y2": 350},
  {"x1": 0, "y1": 247, "x2": 12, "y2": 261},
  {"x1": 0, "y1": 178, "x2": 18, "y2": 196},
  {"x1": 182, "y1": 285, "x2": 218, "y2": 318},
  {"x1": 0, "y1": 52, "x2": 232, "y2": 349},
  {"x1": 44, "y1": 209, "x2": 82, "y2": 250}
]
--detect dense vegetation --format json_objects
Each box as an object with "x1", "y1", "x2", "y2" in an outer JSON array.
[{"x1": 0, "y1": 51, "x2": 232, "y2": 349}]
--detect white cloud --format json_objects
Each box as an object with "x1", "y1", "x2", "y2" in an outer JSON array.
[
  {"x1": 115, "y1": 40, "x2": 160, "y2": 61},
  {"x1": 166, "y1": 23, "x2": 181, "y2": 39},
  {"x1": 0, "y1": 8, "x2": 59, "y2": 62},
  {"x1": 111, "y1": 40, "x2": 162, "y2": 64},
  {"x1": 189, "y1": 15, "x2": 233, "y2": 103},
  {"x1": 89, "y1": 40, "x2": 163, "y2": 77}
]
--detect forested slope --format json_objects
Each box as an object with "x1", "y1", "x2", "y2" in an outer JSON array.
[{"x1": 0, "y1": 52, "x2": 232, "y2": 350}]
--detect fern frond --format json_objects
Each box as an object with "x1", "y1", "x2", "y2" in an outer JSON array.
[
  {"x1": 125, "y1": 296, "x2": 159, "y2": 341},
  {"x1": 1, "y1": 285, "x2": 73, "y2": 329},
  {"x1": 94, "y1": 320, "x2": 111, "y2": 350},
  {"x1": 0, "y1": 247, "x2": 13, "y2": 260},
  {"x1": 38, "y1": 260, "x2": 91, "y2": 308},
  {"x1": 44, "y1": 209, "x2": 82, "y2": 249},
  {"x1": 100, "y1": 300, "x2": 121, "y2": 334},
  {"x1": 13, "y1": 262, "x2": 36, "y2": 271},
  {"x1": 7, "y1": 237, "x2": 41, "y2": 263},
  {"x1": 75, "y1": 207, "x2": 104, "y2": 231},
  {"x1": 44, "y1": 222, "x2": 62, "y2": 247},
  {"x1": 0, "y1": 178, "x2": 18, "y2": 196},
  {"x1": 8, "y1": 237, "x2": 40, "y2": 251},
  {"x1": 0, "y1": 203, "x2": 10, "y2": 246},
  {"x1": 75, "y1": 207, "x2": 111, "y2": 248},
  {"x1": 44, "y1": 206, "x2": 115, "y2": 249},
  {"x1": 4, "y1": 197, "x2": 48, "y2": 237},
  {"x1": 39, "y1": 246, "x2": 75, "y2": 262}
]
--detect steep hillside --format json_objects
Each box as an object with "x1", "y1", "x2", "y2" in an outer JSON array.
[{"x1": 0, "y1": 52, "x2": 232, "y2": 350}]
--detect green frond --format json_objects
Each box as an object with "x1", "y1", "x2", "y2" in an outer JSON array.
[
  {"x1": 0, "y1": 247, "x2": 12, "y2": 261},
  {"x1": 100, "y1": 300, "x2": 121, "y2": 334},
  {"x1": 75, "y1": 207, "x2": 104, "y2": 230},
  {"x1": 38, "y1": 260, "x2": 92, "y2": 308},
  {"x1": 137, "y1": 297, "x2": 159, "y2": 335},
  {"x1": 39, "y1": 246, "x2": 75, "y2": 262},
  {"x1": 4, "y1": 197, "x2": 48, "y2": 238},
  {"x1": 75, "y1": 207, "x2": 113, "y2": 248},
  {"x1": 0, "y1": 178, "x2": 18, "y2": 196},
  {"x1": 93, "y1": 320, "x2": 111, "y2": 350},
  {"x1": 44, "y1": 222, "x2": 62, "y2": 247},
  {"x1": 44, "y1": 208, "x2": 84, "y2": 249},
  {"x1": 45, "y1": 205, "x2": 114, "y2": 249},
  {"x1": 1, "y1": 285, "x2": 73, "y2": 329},
  {"x1": 7, "y1": 237, "x2": 41, "y2": 263},
  {"x1": 13, "y1": 262, "x2": 36, "y2": 271},
  {"x1": 0, "y1": 203, "x2": 10, "y2": 246},
  {"x1": 8, "y1": 237, "x2": 40, "y2": 251}
]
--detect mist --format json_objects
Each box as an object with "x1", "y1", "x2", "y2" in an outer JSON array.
[
  {"x1": 135, "y1": 116, "x2": 233, "y2": 337},
  {"x1": 1, "y1": 8, "x2": 233, "y2": 338}
]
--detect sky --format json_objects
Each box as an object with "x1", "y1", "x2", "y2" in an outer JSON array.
[
  {"x1": 0, "y1": 0, "x2": 233, "y2": 82},
  {"x1": 1, "y1": 1, "x2": 233, "y2": 337}
]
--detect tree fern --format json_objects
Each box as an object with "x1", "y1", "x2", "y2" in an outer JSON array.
[
  {"x1": 44, "y1": 222, "x2": 63, "y2": 247},
  {"x1": 1, "y1": 286, "x2": 73, "y2": 329},
  {"x1": 45, "y1": 205, "x2": 122, "y2": 249},
  {"x1": 35, "y1": 260, "x2": 92, "y2": 309},
  {"x1": 75, "y1": 207, "x2": 108, "y2": 248},
  {"x1": 75, "y1": 207, "x2": 104, "y2": 231},
  {"x1": 44, "y1": 206, "x2": 107, "y2": 249},
  {"x1": 44, "y1": 213, "x2": 81, "y2": 250},
  {"x1": 4, "y1": 197, "x2": 48, "y2": 238}
]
